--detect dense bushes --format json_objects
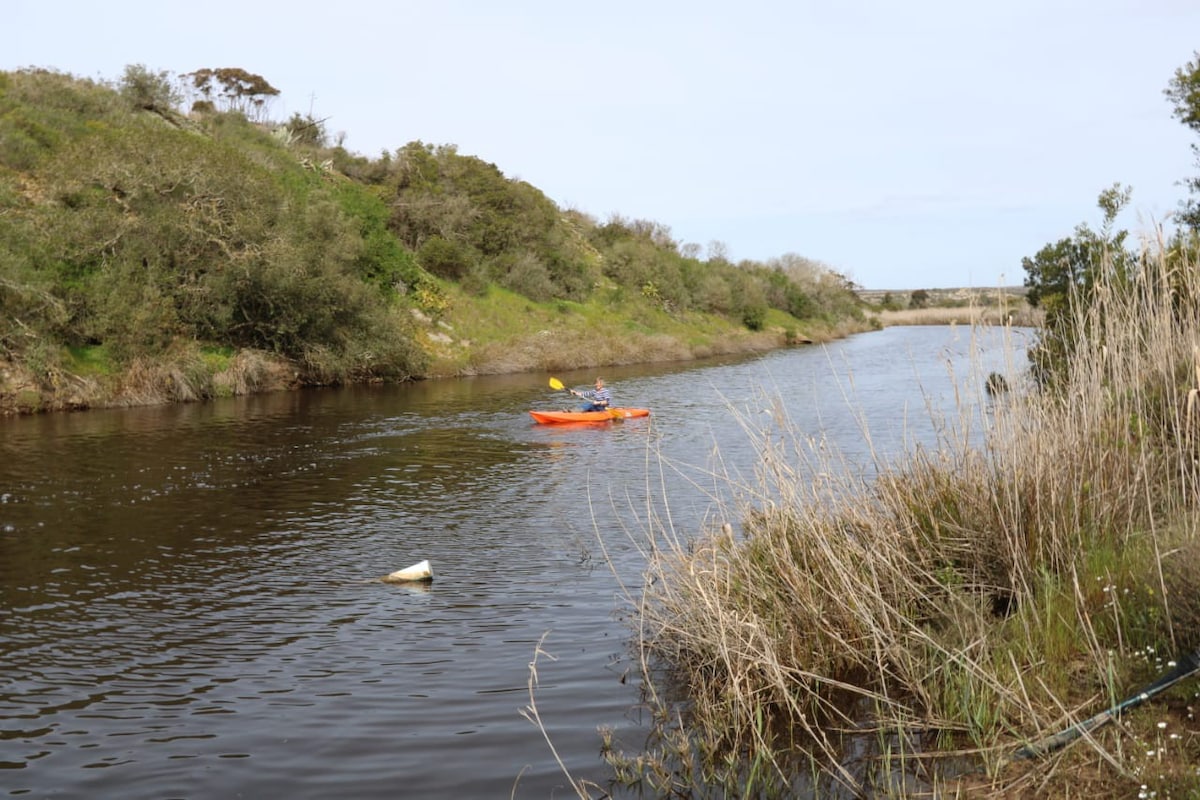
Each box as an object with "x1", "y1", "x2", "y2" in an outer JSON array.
[
  {"x1": 589, "y1": 215, "x2": 864, "y2": 327},
  {"x1": 383, "y1": 144, "x2": 864, "y2": 322},
  {"x1": 0, "y1": 68, "x2": 436, "y2": 386}
]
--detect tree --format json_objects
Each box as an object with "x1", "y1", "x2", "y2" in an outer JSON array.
[
  {"x1": 909, "y1": 289, "x2": 930, "y2": 309},
  {"x1": 1021, "y1": 184, "x2": 1134, "y2": 385},
  {"x1": 283, "y1": 112, "x2": 328, "y2": 148},
  {"x1": 1023, "y1": 183, "x2": 1132, "y2": 314},
  {"x1": 1164, "y1": 50, "x2": 1200, "y2": 228},
  {"x1": 707, "y1": 240, "x2": 730, "y2": 265},
  {"x1": 117, "y1": 64, "x2": 180, "y2": 113},
  {"x1": 182, "y1": 68, "x2": 280, "y2": 119}
]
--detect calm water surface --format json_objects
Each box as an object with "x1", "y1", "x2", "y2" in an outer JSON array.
[{"x1": 0, "y1": 325, "x2": 1029, "y2": 798}]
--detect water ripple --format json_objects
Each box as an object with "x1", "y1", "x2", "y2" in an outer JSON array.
[{"x1": 0, "y1": 329, "x2": 1029, "y2": 796}]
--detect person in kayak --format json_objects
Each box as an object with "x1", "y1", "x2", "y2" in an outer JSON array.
[{"x1": 571, "y1": 378, "x2": 612, "y2": 412}]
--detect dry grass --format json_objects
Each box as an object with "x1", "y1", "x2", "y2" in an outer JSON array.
[
  {"x1": 0, "y1": 341, "x2": 298, "y2": 414},
  {"x1": 110, "y1": 345, "x2": 296, "y2": 408},
  {"x1": 611, "y1": 244, "x2": 1200, "y2": 797},
  {"x1": 875, "y1": 304, "x2": 1043, "y2": 328},
  {"x1": 211, "y1": 348, "x2": 294, "y2": 396}
]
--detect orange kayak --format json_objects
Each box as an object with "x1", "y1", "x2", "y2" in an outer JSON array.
[{"x1": 529, "y1": 408, "x2": 650, "y2": 424}]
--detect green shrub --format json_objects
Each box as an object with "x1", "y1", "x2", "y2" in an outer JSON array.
[
  {"x1": 117, "y1": 64, "x2": 181, "y2": 113},
  {"x1": 418, "y1": 235, "x2": 475, "y2": 281},
  {"x1": 497, "y1": 252, "x2": 555, "y2": 301}
]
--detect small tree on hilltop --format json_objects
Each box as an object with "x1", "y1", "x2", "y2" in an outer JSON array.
[
  {"x1": 117, "y1": 64, "x2": 181, "y2": 114},
  {"x1": 183, "y1": 67, "x2": 280, "y2": 120}
]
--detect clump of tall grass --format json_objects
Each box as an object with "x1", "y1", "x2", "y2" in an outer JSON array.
[
  {"x1": 106, "y1": 343, "x2": 296, "y2": 407},
  {"x1": 615, "y1": 242, "x2": 1200, "y2": 796}
]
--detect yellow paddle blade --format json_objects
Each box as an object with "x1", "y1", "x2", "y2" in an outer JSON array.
[{"x1": 549, "y1": 377, "x2": 565, "y2": 391}]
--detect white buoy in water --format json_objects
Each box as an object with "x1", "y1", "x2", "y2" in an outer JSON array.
[{"x1": 383, "y1": 560, "x2": 433, "y2": 583}]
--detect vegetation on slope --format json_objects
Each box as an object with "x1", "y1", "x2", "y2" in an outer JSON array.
[{"x1": 0, "y1": 65, "x2": 868, "y2": 414}]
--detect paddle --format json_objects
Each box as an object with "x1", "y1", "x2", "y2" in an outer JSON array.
[
  {"x1": 1006, "y1": 645, "x2": 1200, "y2": 762},
  {"x1": 548, "y1": 377, "x2": 621, "y2": 417}
]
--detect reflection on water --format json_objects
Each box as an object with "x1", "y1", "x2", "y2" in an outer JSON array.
[{"x1": 0, "y1": 325, "x2": 1030, "y2": 797}]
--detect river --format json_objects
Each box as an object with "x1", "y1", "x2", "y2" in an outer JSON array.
[{"x1": 0, "y1": 324, "x2": 1030, "y2": 798}]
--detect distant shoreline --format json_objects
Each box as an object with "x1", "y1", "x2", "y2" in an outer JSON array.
[{"x1": 871, "y1": 305, "x2": 1042, "y2": 327}]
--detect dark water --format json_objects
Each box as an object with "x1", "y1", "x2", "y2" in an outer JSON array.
[{"x1": 0, "y1": 325, "x2": 1029, "y2": 798}]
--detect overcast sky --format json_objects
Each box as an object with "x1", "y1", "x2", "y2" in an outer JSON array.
[{"x1": 9, "y1": 0, "x2": 1200, "y2": 289}]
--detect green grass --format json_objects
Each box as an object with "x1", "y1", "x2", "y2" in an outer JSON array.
[
  {"x1": 64, "y1": 345, "x2": 113, "y2": 376},
  {"x1": 200, "y1": 345, "x2": 234, "y2": 373}
]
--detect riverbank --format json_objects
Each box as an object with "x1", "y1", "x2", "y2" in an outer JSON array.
[
  {"x1": 2, "y1": 284, "x2": 1051, "y2": 418},
  {"x1": 0, "y1": 299, "x2": 875, "y2": 416},
  {"x1": 610, "y1": 257, "x2": 1200, "y2": 798}
]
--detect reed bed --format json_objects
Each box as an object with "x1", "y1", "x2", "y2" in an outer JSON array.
[
  {"x1": 612, "y1": 246, "x2": 1200, "y2": 797},
  {"x1": 874, "y1": 303, "x2": 1042, "y2": 328}
]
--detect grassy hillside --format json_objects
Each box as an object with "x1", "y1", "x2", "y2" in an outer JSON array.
[{"x1": 0, "y1": 66, "x2": 872, "y2": 414}]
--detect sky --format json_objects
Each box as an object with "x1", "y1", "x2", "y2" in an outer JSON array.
[{"x1": 9, "y1": 1, "x2": 1200, "y2": 289}]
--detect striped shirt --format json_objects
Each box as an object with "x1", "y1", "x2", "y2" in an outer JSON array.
[{"x1": 583, "y1": 386, "x2": 612, "y2": 408}]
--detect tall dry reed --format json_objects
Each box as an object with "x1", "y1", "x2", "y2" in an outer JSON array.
[{"x1": 614, "y1": 242, "x2": 1200, "y2": 796}]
